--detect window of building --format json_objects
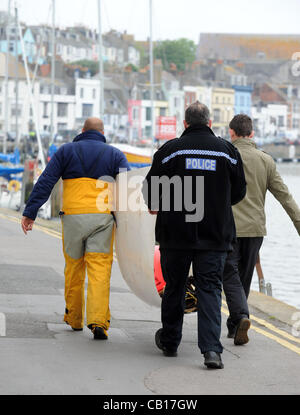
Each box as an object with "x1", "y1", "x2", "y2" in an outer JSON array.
[
  {"x1": 292, "y1": 118, "x2": 299, "y2": 129},
  {"x1": 145, "y1": 126, "x2": 151, "y2": 138},
  {"x1": 143, "y1": 90, "x2": 150, "y2": 100},
  {"x1": 93, "y1": 88, "x2": 96, "y2": 99},
  {"x1": 146, "y1": 107, "x2": 152, "y2": 121},
  {"x1": 278, "y1": 116, "x2": 284, "y2": 127},
  {"x1": 11, "y1": 104, "x2": 22, "y2": 117},
  {"x1": 213, "y1": 108, "x2": 220, "y2": 122},
  {"x1": 57, "y1": 103, "x2": 68, "y2": 117},
  {"x1": 160, "y1": 107, "x2": 166, "y2": 116},
  {"x1": 215, "y1": 96, "x2": 219, "y2": 104},
  {"x1": 82, "y1": 103, "x2": 93, "y2": 117},
  {"x1": 40, "y1": 85, "x2": 49, "y2": 94},
  {"x1": 43, "y1": 102, "x2": 48, "y2": 117},
  {"x1": 240, "y1": 96, "x2": 244, "y2": 106},
  {"x1": 80, "y1": 88, "x2": 84, "y2": 99}
]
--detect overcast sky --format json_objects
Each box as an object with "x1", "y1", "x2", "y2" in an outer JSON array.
[{"x1": 2, "y1": 0, "x2": 300, "y2": 42}]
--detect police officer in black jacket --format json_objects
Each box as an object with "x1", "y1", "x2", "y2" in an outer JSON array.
[{"x1": 142, "y1": 102, "x2": 246, "y2": 369}]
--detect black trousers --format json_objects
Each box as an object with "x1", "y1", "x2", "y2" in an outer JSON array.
[
  {"x1": 159, "y1": 248, "x2": 227, "y2": 354},
  {"x1": 223, "y1": 237, "x2": 263, "y2": 330}
]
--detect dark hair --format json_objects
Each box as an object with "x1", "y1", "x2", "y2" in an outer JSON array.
[
  {"x1": 229, "y1": 114, "x2": 253, "y2": 137},
  {"x1": 185, "y1": 101, "x2": 210, "y2": 126}
]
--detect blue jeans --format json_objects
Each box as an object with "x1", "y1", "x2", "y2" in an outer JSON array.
[{"x1": 160, "y1": 249, "x2": 227, "y2": 354}]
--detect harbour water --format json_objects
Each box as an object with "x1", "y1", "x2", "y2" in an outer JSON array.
[{"x1": 251, "y1": 163, "x2": 300, "y2": 310}]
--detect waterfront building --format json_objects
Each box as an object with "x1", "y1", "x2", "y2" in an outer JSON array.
[
  {"x1": 233, "y1": 85, "x2": 253, "y2": 116},
  {"x1": 251, "y1": 104, "x2": 288, "y2": 139},
  {"x1": 211, "y1": 87, "x2": 235, "y2": 138}
]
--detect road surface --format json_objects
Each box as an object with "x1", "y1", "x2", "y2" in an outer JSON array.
[{"x1": 0, "y1": 211, "x2": 300, "y2": 396}]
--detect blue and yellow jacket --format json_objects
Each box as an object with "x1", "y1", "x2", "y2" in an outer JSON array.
[{"x1": 23, "y1": 130, "x2": 130, "y2": 220}]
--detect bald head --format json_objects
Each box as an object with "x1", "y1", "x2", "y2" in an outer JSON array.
[{"x1": 82, "y1": 117, "x2": 104, "y2": 134}]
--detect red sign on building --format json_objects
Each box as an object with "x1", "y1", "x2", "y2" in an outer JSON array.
[{"x1": 156, "y1": 116, "x2": 177, "y2": 140}]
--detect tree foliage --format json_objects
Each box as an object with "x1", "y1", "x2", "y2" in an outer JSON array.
[
  {"x1": 125, "y1": 63, "x2": 139, "y2": 72},
  {"x1": 154, "y1": 38, "x2": 196, "y2": 72},
  {"x1": 70, "y1": 60, "x2": 99, "y2": 76}
]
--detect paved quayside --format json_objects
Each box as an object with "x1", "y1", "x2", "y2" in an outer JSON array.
[{"x1": 0, "y1": 208, "x2": 300, "y2": 395}]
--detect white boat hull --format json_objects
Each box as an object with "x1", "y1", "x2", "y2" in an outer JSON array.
[{"x1": 114, "y1": 167, "x2": 161, "y2": 307}]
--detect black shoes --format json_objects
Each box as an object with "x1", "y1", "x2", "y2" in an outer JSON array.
[
  {"x1": 227, "y1": 326, "x2": 236, "y2": 339},
  {"x1": 204, "y1": 351, "x2": 224, "y2": 369},
  {"x1": 87, "y1": 324, "x2": 108, "y2": 340},
  {"x1": 155, "y1": 329, "x2": 177, "y2": 357},
  {"x1": 92, "y1": 326, "x2": 108, "y2": 340},
  {"x1": 234, "y1": 317, "x2": 251, "y2": 346}
]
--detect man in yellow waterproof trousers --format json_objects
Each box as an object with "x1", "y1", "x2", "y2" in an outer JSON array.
[{"x1": 21, "y1": 118, "x2": 130, "y2": 339}]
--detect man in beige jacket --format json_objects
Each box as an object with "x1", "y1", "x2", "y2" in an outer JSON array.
[{"x1": 223, "y1": 114, "x2": 300, "y2": 345}]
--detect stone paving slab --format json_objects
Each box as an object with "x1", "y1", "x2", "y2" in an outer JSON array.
[{"x1": 1, "y1": 210, "x2": 300, "y2": 396}]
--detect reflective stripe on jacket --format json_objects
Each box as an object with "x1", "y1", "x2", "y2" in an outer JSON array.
[{"x1": 143, "y1": 124, "x2": 247, "y2": 251}]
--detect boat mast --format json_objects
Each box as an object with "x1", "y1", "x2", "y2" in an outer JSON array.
[
  {"x1": 98, "y1": 0, "x2": 104, "y2": 120},
  {"x1": 149, "y1": 0, "x2": 155, "y2": 158},
  {"x1": 14, "y1": 4, "x2": 19, "y2": 148},
  {"x1": 16, "y1": 5, "x2": 46, "y2": 170},
  {"x1": 3, "y1": 0, "x2": 11, "y2": 154},
  {"x1": 50, "y1": 0, "x2": 55, "y2": 145}
]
